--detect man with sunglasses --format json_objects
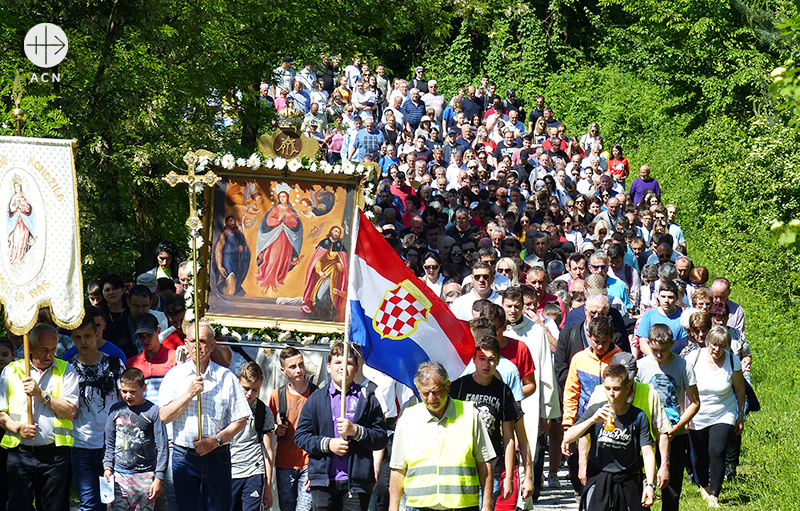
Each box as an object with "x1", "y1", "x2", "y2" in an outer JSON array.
[
  {"x1": 587, "y1": 251, "x2": 631, "y2": 311},
  {"x1": 450, "y1": 262, "x2": 502, "y2": 321}
]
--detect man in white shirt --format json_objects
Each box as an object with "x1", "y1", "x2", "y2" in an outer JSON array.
[
  {"x1": 159, "y1": 322, "x2": 251, "y2": 511},
  {"x1": 450, "y1": 262, "x2": 502, "y2": 321}
]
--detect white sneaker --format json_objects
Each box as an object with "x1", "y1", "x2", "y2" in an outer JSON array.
[{"x1": 546, "y1": 473, "x2": 561, "y2": 489}]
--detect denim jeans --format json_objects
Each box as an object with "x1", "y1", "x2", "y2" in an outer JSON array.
[
  {"x1": 276, "y1": 467, "x2": 312, "y2": 511},
  {"x1": 172, "y1": 445, "x2": 232, "y2": 511},
  {"x1": 71, "y1": 447, "x2": 105, "y2": 511}
]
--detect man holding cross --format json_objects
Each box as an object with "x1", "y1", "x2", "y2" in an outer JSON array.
[
  {"x1": 0, "y1": 323, "x2": 80, "y2": 511},
  {"x1": 158, "y1": 321, "x2": 251, "y2": 511}
]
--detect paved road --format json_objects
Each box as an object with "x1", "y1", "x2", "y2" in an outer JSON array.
[{"x1": 533, "y1": 453, "x2": 579, "y2": 511}]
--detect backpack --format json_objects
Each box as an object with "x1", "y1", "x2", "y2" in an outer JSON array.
[{"x1": 277, "y1": 381, "x2": 319, "y2": 422}]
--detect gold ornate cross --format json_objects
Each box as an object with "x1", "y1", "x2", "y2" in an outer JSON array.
[{"x1": 163, "y1": 148, "x2": 219, "y2": 439}]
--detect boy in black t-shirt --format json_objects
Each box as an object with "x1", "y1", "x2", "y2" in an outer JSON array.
[
  {"x1": 450, "y1": 336, "x2": 529, "y2": 504},
  {"x1": 564, "y1": 364, "x2": 656, "y2": 511}
]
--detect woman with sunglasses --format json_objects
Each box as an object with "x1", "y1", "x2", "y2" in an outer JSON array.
[
  {"x1": 513, "y1": 212, "x2": 534, "y2": 244},
  {"x1": 421, "y1": 252, "x2": 450, "y2": 298},
  {"x1": 573, "y1": 195, "x2": 589, "y2": 225},
  {"x1": 579, "y1": 122, "x2": 603, "y2": 154},
  {"x1": 561, "y1": 214, "x2": 583, "y2": 247},
  {"x1": 495, "y1": 257, "x2": 520, "y2": 287}
]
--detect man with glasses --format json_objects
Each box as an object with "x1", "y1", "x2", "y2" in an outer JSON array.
[
  {"x1": 587, "y1": 252, "x2": 631, "y2": 311},
  {"x1": 388, "y1": 362, "x2": 495, "y2": 511},
  {"x1": 450, "y1": 262, "x2": 502, "y2": 321},
  {"x1": 490, "y1": 187, "x2": 509, "y2": 219}
]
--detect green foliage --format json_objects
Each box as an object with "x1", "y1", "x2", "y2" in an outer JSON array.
[{"x1": 0, "y1": 0, "x2": 450, "y2": 281}]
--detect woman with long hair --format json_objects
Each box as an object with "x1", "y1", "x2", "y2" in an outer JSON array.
[{"x1": 608, "y1": 144, "x2": 630, "y2": 189}]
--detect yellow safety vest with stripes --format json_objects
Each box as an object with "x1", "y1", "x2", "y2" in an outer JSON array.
[
  {"x1": 402, "y1": 399, "x2": 480, "y2": 509},
  {"x1": 1, "y1": 358, "x2": 74, "y2": 448}
]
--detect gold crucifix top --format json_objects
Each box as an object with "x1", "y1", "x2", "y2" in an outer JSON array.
[{"x1": 163, "y1": 149, "x2": 220, "y2": 231}]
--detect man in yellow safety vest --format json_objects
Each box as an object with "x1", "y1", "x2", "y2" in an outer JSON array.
[
  {"x1": 0, "y1": 323, "x2": 79, "y2": 511},
  {"x1": 388, "y1": 361, "x2": 496, "y2": 511}
]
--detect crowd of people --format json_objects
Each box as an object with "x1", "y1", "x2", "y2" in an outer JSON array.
[{"x1": 0, "y1": 57, "x2": 757, "y2": 511}]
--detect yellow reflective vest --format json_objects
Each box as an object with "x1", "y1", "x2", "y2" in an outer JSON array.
[
  {"x1": 402, "y1": 399, "x2": 480, "y2": 509},
  {"x1": 1, "y1": 358, "x2": 74, "y2": 448}
]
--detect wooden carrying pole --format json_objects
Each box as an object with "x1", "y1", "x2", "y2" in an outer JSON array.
[{"x1": 23, "y1": 333, "x2": 32, "y2": 424}]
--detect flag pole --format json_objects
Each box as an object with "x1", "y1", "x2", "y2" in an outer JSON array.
[
  {"x1": 23, "y1": 332, "x2": 32, "y2": 424},
  {"x1": 342, "y1": 206, "x2": 361, "y2": 421}
]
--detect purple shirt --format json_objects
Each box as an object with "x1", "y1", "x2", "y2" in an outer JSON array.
[
  {"x1": 329, "y1": 380, "x2": 360, "y2": 481},
  {"x1": 629, "y1": 177, "x2": 661, "y2": 204}
]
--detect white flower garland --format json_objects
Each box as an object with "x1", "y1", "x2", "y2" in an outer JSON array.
[{"x1": 196, "y1": 153, "x2": 372, "y2": 177}]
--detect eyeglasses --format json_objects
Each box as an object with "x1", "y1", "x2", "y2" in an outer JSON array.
[
  {"x1": 463, "y1": 248, "x2": 475, "y2": 253},
  {"x1": 473, "y1": 274, "x2": 491, "y2": 281},
  {"x1": 497, "y1": 268, "x2": 513, "y2": 275},
  {"x1": 423, "y1": 265, "x2": 439, "y2": 271},
  {"x1": 497, "y1": 194, "x2": 508, "y2": 198},
  {"x1": 589, "y1": 264, "x2": 607, "y2": 271},
  {"x1": 451, "y1": 251, "x2": 462, "y2": 256}
]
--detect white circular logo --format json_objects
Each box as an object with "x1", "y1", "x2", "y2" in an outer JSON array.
[{"x1": 24, "y1": 23, "x2": 68, "y2": 69}]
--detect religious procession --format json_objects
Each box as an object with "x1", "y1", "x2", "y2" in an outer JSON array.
[{"x1": 0, "y1": 18, "x2": 773, "y2": 511}]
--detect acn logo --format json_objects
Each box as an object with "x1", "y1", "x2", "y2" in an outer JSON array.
[{"x1": 24, "y1": 23, "x2": 68, "y2": 69}]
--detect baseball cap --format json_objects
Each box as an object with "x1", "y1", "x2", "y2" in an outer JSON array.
[
  {"x1": 136, "y1": 273, "x2": 157, "y2": 293},
  {"x1": 283, "y1": 56, "x2": 294, "y2": 63},
  {"x1": 420, "y1": 115, "x2": 431, "y2": 123},
  {"x1": 448, "y1": 128, "x2": 459, "y2": 136},
  {"x1": 134, "y1": 313, "x2": 159, "y2": 336},
  {"x1": 611, "y1": 351, "x2": 637, "y2": 380}
]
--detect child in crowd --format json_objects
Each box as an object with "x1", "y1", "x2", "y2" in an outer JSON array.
[
  {"x1": 104, "y1": 368, "x2": 168, "y2": 511},
  {"x1": 294, "y1": 341, "x2": 388, "y2": 511},
  {"x1": 268, "y1": 347, "x2": 317, "y2": 511},
  {"x1": 231, "y1": 362, "x2": 275, "y2": 511},
  {"x1": 564, "y1": 364, "x2": 657, "y2": 510},
  {"x1": 542, "y1": 302, "x2": 563, "y2": 330}
]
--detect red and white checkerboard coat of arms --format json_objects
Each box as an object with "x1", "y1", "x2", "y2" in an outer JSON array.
[{"x1": 372, "y1": 280, "x2": 432, "y2": 340}]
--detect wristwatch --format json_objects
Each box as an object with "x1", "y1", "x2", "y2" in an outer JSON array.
[
  {"x1": 42, "y1": 392, "x2": 51, "y2": 405},
  {"x1": 645, "y1": 483, "x2": 655, "y2": 489},
  {"x1": 215, "y1": 434, "x2": 224, "y2": 447}
]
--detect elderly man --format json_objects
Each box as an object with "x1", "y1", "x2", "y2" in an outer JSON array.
[
  {"x1": 0, "y1": 323, "x2": 79, "y2": 511},
  {"x1": 349, "y1": 116, "x2": 385, "y2": 163},
  {"x1": 388, "y1": 362, "x2": 495, "y2": 511},
  {"x1": 401, "y1": 88, "x2": 426, "y2": 132},
  {"x1": 593, "y1": 196, "x2": 623, "y2": 228},
  {"x1": 159, "y1": 322, "x2": 251, "y2": 511},
  {"x1": 710, "y1": 278, "x2": 745, "y2": 334}
]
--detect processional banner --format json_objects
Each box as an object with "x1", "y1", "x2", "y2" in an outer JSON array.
[{"x1": 0, "y1": 137, "x2": 82, "y2": 334}]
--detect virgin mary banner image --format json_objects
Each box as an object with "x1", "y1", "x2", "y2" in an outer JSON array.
[
  {"x1": 206, "y1": 175, "x2": 356, "y2": 328},
  {"x1": 0, "y1": 137, "x2": 83, "y2": 334}
]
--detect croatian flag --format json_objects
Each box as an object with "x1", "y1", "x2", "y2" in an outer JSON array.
[{"x1": 347, "y1": 209, "x2": 474, "y2": 392}]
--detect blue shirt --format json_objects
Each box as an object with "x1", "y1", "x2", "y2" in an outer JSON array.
[
  {"x1": 351, "y1": 128, "x2": 385, "y2": 162},
  {"x1": 606, "y1": 275, "x2": 631, "y2": 309},
  {"x1": 62, "y1": 339, "x2": 128, "y2": 365},
  {"x1": 401, "y1": 99, "x2": 426, "y2": 130},
  {"x1": 636, "y1": 307, "x2": 687, "y2": 342}
]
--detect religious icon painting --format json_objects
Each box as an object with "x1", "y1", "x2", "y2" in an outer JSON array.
[{"x1": 201, "y1": 164, "x2": 363, "y2": 333}]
